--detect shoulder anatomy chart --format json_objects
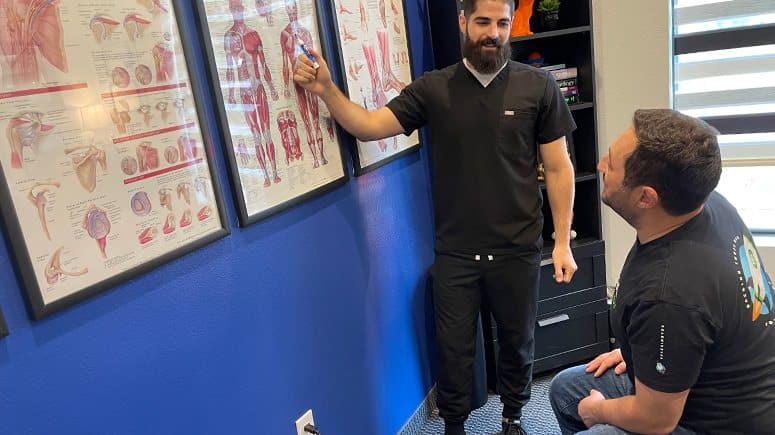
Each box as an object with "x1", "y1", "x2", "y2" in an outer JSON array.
[
  {"x1": 0, "y1": 1, "x2": 226, "y2": 318},
  {"x1": 332, "y1": 0, "x2": 418, "y2": 172},
  {"x1": 197, "y1": 0, "x2": 347, "y2": 224}
]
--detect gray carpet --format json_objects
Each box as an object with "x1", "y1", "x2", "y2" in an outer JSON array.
[{"x1": 419, "y1": 375, "x2": 561, "y2": 434}]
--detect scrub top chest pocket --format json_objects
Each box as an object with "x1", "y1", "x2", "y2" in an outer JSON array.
[{"x1": 498, "y1": 107, "x2": 538, "y2": 159}]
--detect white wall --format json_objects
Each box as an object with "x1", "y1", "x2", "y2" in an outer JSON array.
[
  {"x1": 592, "y1": 1, "x2": 775, "y2": 280},
  {"x1": 592, "y1": 0, "x2": 673, "y2": 283}
]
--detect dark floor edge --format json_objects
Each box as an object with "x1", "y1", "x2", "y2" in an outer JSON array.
[{"x1": 397, "y1": 385, "x2": 437, "y2": 435}]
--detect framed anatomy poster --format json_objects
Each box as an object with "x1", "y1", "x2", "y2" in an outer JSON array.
[
  {"x1": 195, "y1": 0, "x2": 349, "y2": 226},
  {"x1": 0, "y1": 0, "x2": 229, "y2": 319},
  {"x1": 330, "y1": 0, "x2": 420, "y2": 175}
]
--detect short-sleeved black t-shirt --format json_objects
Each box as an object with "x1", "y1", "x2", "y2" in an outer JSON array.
[
  {"x1": 386, "y1": 61, "x2": 576, "y2": 254},
  {"x1": 611, "y1": 192, "x2": 775, "y2": 434}
]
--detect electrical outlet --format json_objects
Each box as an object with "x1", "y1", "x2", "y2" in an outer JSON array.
[{"x1": 295, "y1": 409, "x2": 315, "y2": 435}]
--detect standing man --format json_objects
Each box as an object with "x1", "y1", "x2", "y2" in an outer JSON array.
[
  {"x1": 549, "y1": 109, "x2": 775, "y2": 434},
  {"x1": 295, "y1": 1, "x2": 577, "y2": 433}
]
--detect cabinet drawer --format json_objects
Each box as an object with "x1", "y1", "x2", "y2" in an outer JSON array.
[
  {"x1": 539, "y1": 253, "x2": 605, "y2": 301},
  {"x1": 535, "y1": 300, "x2": 608, "y2": 360},
  {"x1": 538, "y1": 285, "x2": 606, "y2": 316}
]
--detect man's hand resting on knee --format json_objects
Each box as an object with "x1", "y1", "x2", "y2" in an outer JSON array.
[{"x1": 585, "y1": 349, "x2": 627, "y2": 377}]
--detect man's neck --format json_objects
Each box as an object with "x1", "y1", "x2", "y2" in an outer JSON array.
[{"x1": 636, "y1": 206, "x2": 704, "y2": 244}]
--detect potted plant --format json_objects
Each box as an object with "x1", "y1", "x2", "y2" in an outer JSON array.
[{"x1": 537, "y1": 0, "x2": 561, "y2": 30}]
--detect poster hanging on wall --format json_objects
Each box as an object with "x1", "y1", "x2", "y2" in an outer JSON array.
[
  {"x1": 0, "y1": 0, "x2": 229, "y2": 319},
  {"x1": 195, "y1": 0, "x2": 349, "y2": 226},
  {"x1": 330, "y1": 0, "x2": 420, "y2": 174}
]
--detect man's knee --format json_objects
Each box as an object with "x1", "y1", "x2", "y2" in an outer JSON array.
[{"x1": 549, "y1": 365, "x2": 587, "y2": 410}]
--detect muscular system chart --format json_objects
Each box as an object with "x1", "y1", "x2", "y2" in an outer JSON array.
[{"x1": 0, "y1": 1, "x2": 225, "y2": 314}]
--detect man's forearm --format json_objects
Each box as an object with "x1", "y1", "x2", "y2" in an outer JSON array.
[
  {"x1": 320, "y1": 86, "x2": 379, "y2": 141},
  {"x1": 545, "y1": 164, "x2": 574, "y2": 245},
  {"x1": 595, "y1": 396, "x2": 677, "y2": 434}
]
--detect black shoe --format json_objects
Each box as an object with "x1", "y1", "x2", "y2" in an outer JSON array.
[
  {"x1": 501, "y1": 418, "x2": 527, "y2": 435},
  {"x1": 444, "y1": 420, "x2": 466, "y2": 435}
]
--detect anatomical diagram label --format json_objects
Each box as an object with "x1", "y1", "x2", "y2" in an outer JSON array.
[
  {"x1": 0, "y1": 1, "x2": 225, "y2": 309},
  {"x1": 199, "y1": 0, "x2": 347, "y2": 220}
]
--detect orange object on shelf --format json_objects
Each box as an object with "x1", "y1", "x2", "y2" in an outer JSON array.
[{"x1": 510, "y1": 0, "x2": 534, "y2": 37}]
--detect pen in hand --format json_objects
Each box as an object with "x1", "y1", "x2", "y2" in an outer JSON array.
[{"x1": 297, "y1": 39, "x2": 320, "y2": 69}]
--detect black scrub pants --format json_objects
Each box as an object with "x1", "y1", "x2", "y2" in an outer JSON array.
[{"x1": 432, "y1": 248, "x2": 541, "y2": 424}]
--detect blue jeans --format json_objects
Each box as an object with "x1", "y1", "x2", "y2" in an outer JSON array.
[{"x1": 549, "y1": 365, "x2": 696, "y2": 435}]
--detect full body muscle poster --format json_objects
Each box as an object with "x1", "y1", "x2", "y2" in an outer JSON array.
[{"x1": 196, "y1": 0, "x2": 348, "y2": 225}]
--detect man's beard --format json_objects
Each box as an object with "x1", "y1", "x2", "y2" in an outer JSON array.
[
  {"x1": 462, "y1": 32, "x2": 511, "y2": 74},
  {"x1": 602, "y1": 191, "x2": 640, "y2": 228}
]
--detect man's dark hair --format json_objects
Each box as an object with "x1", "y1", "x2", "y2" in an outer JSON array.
[
  {"x1": 462, "y1": 0, "x2": 516, "y2": 17},
  {"x1": 624, "y1": 109, "x2": 721, "y2": 216}
]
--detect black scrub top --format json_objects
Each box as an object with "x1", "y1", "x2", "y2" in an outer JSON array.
[{"x1": 386, "y1": 60, "x2": 576, "y2": 254}]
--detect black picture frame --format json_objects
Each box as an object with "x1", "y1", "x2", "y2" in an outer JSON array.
[
  {"x1": 0, "y1": 306, "x2": 8, "y2": 339},
  {"x1": 0, "y1": 0, "x2": 230, "y2": 320},
  {"x1": 328, "y1": 0, "x2": 422, "y2": 175},
  {"x1": 194, "y1": 0, "x2": 350, "y2": 227}
]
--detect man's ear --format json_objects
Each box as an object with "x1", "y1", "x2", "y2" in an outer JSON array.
[
  {"x1": 458, "y1": 11, "x2": 467, "y2": 35},
  {"x1": 637, "y1": 186, "x2": 659, "y2": 209}
]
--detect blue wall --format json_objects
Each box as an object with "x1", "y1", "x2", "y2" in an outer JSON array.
[{"x1": 0, "y1": 1, "x2": 437, "y2": 434}]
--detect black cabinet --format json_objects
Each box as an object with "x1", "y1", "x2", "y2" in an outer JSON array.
[{"x1": 428, "y1": 0, "x2": 607, "y2": 379}]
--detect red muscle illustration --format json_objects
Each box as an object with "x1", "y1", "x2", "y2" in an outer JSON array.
[
  {"x1": 225, "y1": 0, "x2": 281, "y2": 187},
  {"x1": 281, "y1": 0, "x2": 327, "y2": 168}
]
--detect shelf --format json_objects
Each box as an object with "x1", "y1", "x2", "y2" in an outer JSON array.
[
  {"x1": 570, "y1": 102, "x2": 594, "y2": 112},
  {"x1": 510, "y1": 26, "x2": 591, "y2": 43},
  {"x1": 540, "y1": 172, "x2": 597, "y2": 190}
]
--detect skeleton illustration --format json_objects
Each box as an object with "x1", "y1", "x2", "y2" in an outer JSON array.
[
  {"x1": 90, "y1": 15, "x2": 119, "y2": 43},
  {"x1": 173, "y1": 97, "x2": 185, "y2": 120},
  {"x1": 65, "y1": 145, "x2": 107, "y2": 193},
  {"x1": 27, "y1": 181, "x2": 59, "y2": 241},
  {"x1": 7, "y1": 111, "x2": 53, "y2": 169},
  {"x1": 110, "y1": 100, "x2": 131, "y2": 134},
  {"x1": 342, "y1": 25, "x2": 357, "y2": 41},
  {"x1": 156, "y1": 101, "x2": 169, "y2": 123},
  {"x1": 281, "y1": 0, "x2": 327, "y2": 168},
  {"x1": 83, "y1": 205, "x2": 110, "y2": 258},
  {"x1": 159, "y1": 188, "x2": 173, "y2": 211},
  {"x1": 45, "y1": 247, "x2": 88, "y2": 285},
  {"x1": 348, "y1": 60, "x2": 364, "y2": 80},
  {"x1": 176, "y1": 182, "x2": 191, "y2": 205},
  {"x1": 138, "y1": 104, "x2": 152, "y2": 126},
  {"x1": 124, "y1": 14, "x2": 151, "y2": 41},
  {"x1": 0, "y1": 0, "x2": 68, "y2": 86},
  {"x1": 194, "y1": 176, "x2": 210, "y2": 201}
]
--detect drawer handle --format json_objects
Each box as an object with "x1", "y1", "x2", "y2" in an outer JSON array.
[{"x1": 538, "y1": 314, "x2": 570, "y2": 327}]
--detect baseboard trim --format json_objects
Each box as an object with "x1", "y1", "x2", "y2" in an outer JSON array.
[{"x1": 397, "y1": 384, "x2": 437, "y2": 435}]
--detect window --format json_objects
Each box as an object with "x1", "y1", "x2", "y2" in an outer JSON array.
[{"x1": 672, "y1": 0, "x2": 775, "y2": 233}]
